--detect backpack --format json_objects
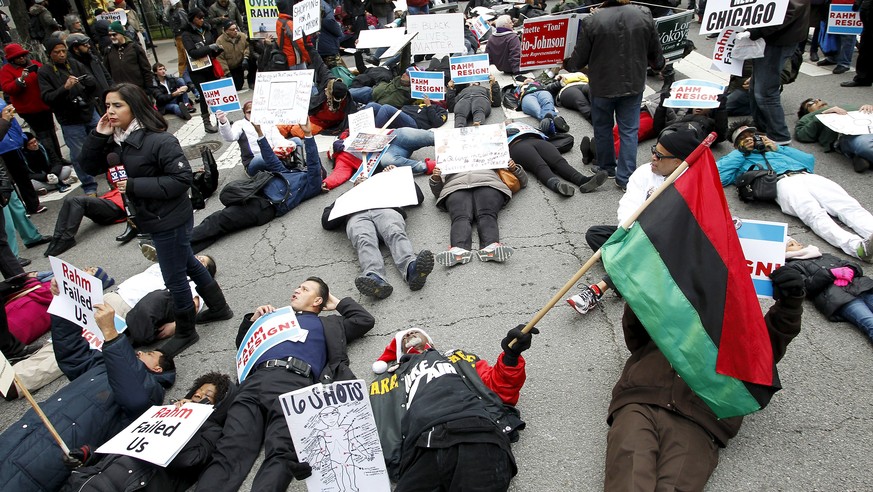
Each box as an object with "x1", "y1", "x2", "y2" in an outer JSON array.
[
  {"x1": 260, "y1": 41, "x2": 289, "y2": 72},
  {"x1": 28, "y1": 13, "x2": 45, "y2": 41},
  {"x1": 330, "y1": 65, "x2": 355, "y2": 87},
  {"x1": 219, "y1": 170, "x2": 291, "y2": 206}
]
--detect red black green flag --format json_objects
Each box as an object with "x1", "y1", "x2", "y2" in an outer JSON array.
[{"x1": 601, "y1": 146, "x2": 779, "y2": 419}]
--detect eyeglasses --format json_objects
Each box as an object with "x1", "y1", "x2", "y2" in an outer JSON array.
[
  {"x1": 805, "y1": 98, "x2": 821, "y2": 110},
  {"x1": 651, "y1": 145, "x2": 676, "y2": 161}
]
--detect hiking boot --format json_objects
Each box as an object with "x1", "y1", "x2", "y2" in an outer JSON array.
[
  {"x1": 44, "y1": 237, "x2": 76, "y2": 257},
  {"x1": 552, "y1": 115, "x2": 569, "y2": 133},
  {"x1": 140, "y1": 239, "x2": 158, "y2": 262},
  {"x1": 178, "y1": 103, "x2": 192, "y2": 120},
  {"x1": 436, "y1": 247, "x2": 473, "y2": 267},
  {"x1": 355, "y1": 273, "x2": 393, "y2": 299},
  {"x1": 579, "y1": 171, "x2": 608, "y2": 193},
  {"x1": 547, "y1": 177, "x2": 575, "y2": 197},
  {"x1": 476, "y1": 242, "x2": 514, "y2": 263},
  {"x1": 566, "y1": 285, "x2": 603, "y2": 315},
  {"x1": 859, "y1": 235, "x2": 873, "y2": 263},
  {"x1": 406, "y1": 250, "x2": 434, "y2": 291}
]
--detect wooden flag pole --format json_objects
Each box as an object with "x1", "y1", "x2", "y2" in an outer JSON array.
[
  {"x1": 13, "y1": 374, "x2": 70, "y2": 455},
  {"x1": 508, "y1": 133, "x2": 717, "y2": 347}
]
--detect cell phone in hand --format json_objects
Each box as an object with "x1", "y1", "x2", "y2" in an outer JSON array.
[{"x1": 26, "y1": 64, "x2": 38, "y2": 72}]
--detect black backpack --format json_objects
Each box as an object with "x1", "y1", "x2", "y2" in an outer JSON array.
[
  {"x1": 219, "y1": 171, "x2": 290, "y2": 207},
  {"x1": 28, "y1": 13, "x2": 45, "y2": 41}
]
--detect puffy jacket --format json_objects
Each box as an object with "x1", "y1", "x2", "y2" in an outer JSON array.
[
  {"x1": 486, "y1": 28, "x2": 521, "y2": 74},
  {"x1": 0, "y1": 316, "x2": 174, "y2": 492},
  {"x1": 748, "y1": 0, "x2": 811, "y2": 46},
  {"x1": 372, "y1": 77, "x2": 412, "y2": 108},
  {"x1": 215, "y1": 31, "x2": 249, "y2": 72},
  {"x1": 181, "y1": 22, "x2": 219, "y2": 66},
  {"x1": 566, "y1": 1, "x2": 664, "y2": 98},
  {"x1": 608, "y1": 297, "x2": 802, "y2": 447},
  {"x1": 317, "y1": 0, "x2": 347, "y2": 57},
  {"x1": 207, "y1": 0, "x2": 243, "y2": 30},
  {"x1": 785, "y1": 254, "x2": 873, "y2": 318},
  {"x1": 0, "y1": 101, "x2": 26, "y2": 154},
  {"x1": 37, "y1": 59, "x2": 99, "y2": 125},
  {"x1": 254, "y1": 135, "x2": 324, "y2": 216},
  {"x1": 104, "y1": 41, "x2": 154, "y2": 90},
  {"x1": 79, "y1": 129, "x2": 193, "y2": 233},
  {"x1": 429, "y1": 165, "x2": 528, "y2": 210},
  {"x1": 0, "y1": 60, "x2": 51, "y2": 115},
  {"x1": 794, "y1": 104, "x2": 860, "y2": 151},
  {"x1": 401, "y1": 103, "x2": 449, "y2": 130}
]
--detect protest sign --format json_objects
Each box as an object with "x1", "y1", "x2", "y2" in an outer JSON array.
[
  {"x1": 663, "y1": 79, "x2": 726, "y2": 109},
  {"x1": 393, "y1": 0, "x2": 407, "y2": 10},
  {"x1": 279, "y1": 380, "x2": 391, "y2": 492},
  {"x1": 47, "y1": 257, "x2": 102, "y2": 332},
  {"x1": 187, "y1": 52, "x2": 213, "y2": 71},
  {"x1": 828, "y1": 0, "x2": 863, "y2": 35},
  {"x1": 435, "y1": 123, "x2": 510, "y2": 175},
  {"x1": 406, "y1": 13, "x2": 465, "y2": 55},
  {"x1": 381, "y1": 32, "x2": 419, "y2": 59},
  {"x1": 81, "y1": 315, "x2": 128, "y2": 352},
  {"x1": 346, "y1": 107, "x2": 376, "y2": 147},
  {"x1": 470, "y1": 15, "x2": 492, "y2": 39},
  {"x1": 96, "y1": 404, "x2": 214, "y2": 467},
  {"x1": 349, "y1": 149, "x2": 388, "y2": 182},
  {"x1": 699, "y1": 0, "x2": 789, "y2": 35},
  {"x1": 97, "y1": 10, "x2": 127, "y2": 25},
  {"x1": 409, "y1": 70, "x2": 445, "y2": 100},
  {"x1": 293, "y1": 0, "x2": 321, "y2": 39},
  {"x1": 236, "y1": 307, "x2": 307, "y2": 382},
  {"x1": 356, "y1": 28, "x2": 410, "y2": 49},
  {"x1": 815, "y1": 111, "x2": 873, "y2": 136},
  {"x1": 735, "y1": 218, "x2": 787, "y2": 298},
  {"x1": 246, "y1": 0, "x2": 278, "y2": 39},
  {"x1": 519, "y1": 14, "x2": 579, "y2": 71},
  {"x1": 250, "y1": 70, "x2": 314, "y2": 125},
  {"x1": 200, "y1": 78, "x2": 242, "y2": 113},
  {"x1": 0, "y1": 353, "x2": 13, "y2": 398},
  {"x1": 710, "y1": 29, "x2": 744, "y2": 76},
  {"x1": 449, "y1": 54, "x2": 490, "y2": 84},
  {"x1": 656, "y1": 10, "x2": 694, "y2": 62},
  {"x1": 348, "y1": 133, "x2": 395, "y2": 152},
  {"x1": 328, "y1": 166, "x2": 419, "y2": 221}
]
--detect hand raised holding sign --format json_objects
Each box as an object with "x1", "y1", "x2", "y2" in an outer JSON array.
[{"x1": 94, "y1": 304, "x2": 118, "y2": 342}]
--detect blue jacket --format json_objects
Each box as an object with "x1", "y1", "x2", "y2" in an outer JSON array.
[
  {"x1": 0, "y1": 100, "x2": 25, "y2": 154},
  {"x1": 257, "y1": 135, "x2": 323, "y2": 216},
  {"x1": 716, "y1": 145, "x2": 815, "y2": 187},
  {"x1": 0, "y1": 316, "x2": 175, "y2": 492}
]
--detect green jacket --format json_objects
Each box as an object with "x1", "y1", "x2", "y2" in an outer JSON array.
[
  {"x1": 795, "y1": 104, "x2": 860, "y2": 151},
  {"x1": 372, "y1": 77, "x2": 412, "y2": 108}
]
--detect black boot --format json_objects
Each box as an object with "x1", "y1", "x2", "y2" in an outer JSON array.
[
  {"x1": 546, "y1": 177, "x2": 575, "y2": 197},
  {"x1": 115, "y1": 220, "x2": 137, "y2": 243},
  {"x1": 202, "y1": 115, "x2": 217, "y2": 133},
  {"x1": 44, "y1": 237, "x2": 76, "y2": 257},
  {"x1": 160, "y1": 308, "x2": 199, "y2": 357},
  {"x1": 195, "y1": 280, "x2": 234, "y2": 323}
]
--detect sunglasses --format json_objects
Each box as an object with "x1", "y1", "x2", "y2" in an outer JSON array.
[{"x1": 651, "y1": 145, "x2": 676, "y2": 161}]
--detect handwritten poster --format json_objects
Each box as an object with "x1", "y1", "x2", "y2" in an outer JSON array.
[
  {"x1": 435, "y1": 123, "x2": 510, "y2": 174},
  {"x1": 251, "y1": 70, "x2": 314, "y2": 125},
  {"x1": 328, "y1": 166, "x2": 419, "y2": 221},
  {"x1": 405, "y1": 13, "x2": 465, "y2": 55},
  {"x1": 293, "y1": 0, "x2": 321, "y2": 39},
  {"x1": 815, "y1": 111, "x2": 873, "y2": 136}
]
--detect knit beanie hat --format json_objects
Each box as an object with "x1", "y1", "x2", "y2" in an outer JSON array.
[
  {"x1": 658, "y1": 129, "x2": 701, "y2": 161},
  {"x1": 372, "y1": 329, "x2": 434, "y2": 374},
  {"x1": 43, "y1": 35, "x2": 65, "y2": 53}
]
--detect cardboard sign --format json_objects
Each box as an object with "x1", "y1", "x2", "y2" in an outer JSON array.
[
  {"x1": 279, "y1": 380, "x2": 391, "y2": 492},
  {"x1": 710, "y1": 29, "x2": 744, "y2": 76},
  {"x1": 815, "y1": 111, "x2": 873, "y2": 136},
  {"x1": 346, "y1": 107, "x2": 376, "y2": 148},
  {"x1": 200, "y1": 78, "x2": 242, "y2": 113},
  {"x1": 699, "y1": 0, "x2": 789, "y2": 35},
  {"x1": 470, "y1": 15, "x2": 492, "y2": 39},
  {"x1": 0, "y1": 353, "x2": 14, "y2": 398},
  {"x1": 449, "y1": 54, "x2": 490, "y2": 84},
  {"x1": 97, "y1": 10, "x2": 127, "y2": 25},
  {"x1": 435, "y1": 123, "x2": 510, "y2": 175},
  {"x1": 519, "y1": 14, "x2": 580, "y2": 71},
  {"x1": 828, "y1": 0, "x2": 864, "y2": 35},
  {"x1": 47, "y1": 257, "x2": 103, "y2": 333},
  {"x1": 96, "y1": 404, "x2": 214, "y2": 467},
  {"x1": 735, "y1": 218, "x2": 787, "y2": 298},
  {"x1": 293, "y1": 0, "x2": 321, "y2": 40},
  {"x1": 656, "y1": 10, "x2": 694, "y2": 62},
  {"x1": 236, "y1": 307, "x2": 307, "y2": 382},
  {"x1": 663, "y1": 79, "x2": 726, "y2": 109},
  {"x1": 328, "y1": 166, "x2": 419, "y2": 221},
  {"x1": 348, "y1": 133, "x2": 395, "y2": 152},
  {"x1": 409, "y1": 70, "x2": 445, "y2": 100},
  {"x1": 246, "y1": 0, "x2": 278, "y2": 39},
  {"x1": 251, "y1": 70, "x2": 314, "y2": 125},
  {"x1": 406, "y1": 13, "x2": 465, "y2": 55}
]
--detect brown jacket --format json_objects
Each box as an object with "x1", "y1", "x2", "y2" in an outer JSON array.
[
  {"x1": 429, "y1": 166, "x2": 528, "y2": 210},
  {"x1": 216, "y1": 32, "x2": 249, "y2": 72},
  {"x1": 608, "y1": 296, "x2": 803, "y2": 447}
]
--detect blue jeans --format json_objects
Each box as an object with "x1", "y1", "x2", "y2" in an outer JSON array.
[
  {"x1": 61, "y1": 110, "x2": 100, "y2": 194},
  {"x1": 726, "y1": 88, "x2": 752, "y2": 116},
  {"x1": 750, "y1": 43, "x2": 795, "y2": 142},
  {"x1": 836, "y1": 292, "x2": 873, "y2": 341},
  {"x1": 350, "y1": 86, "x2": 373, "y2": 104},
  {"x1": 365, "y1": 102, "x2": 417, "y2": 128},
  {"x1": 407, "y1": 4, "x2": 429, "y2": 14},
  {"x1": 826, "y1": 34, "x2": 857, "y2": 68},
  {"x1": 381, "y1": 128, "x2": 433, "y2": 174},
  {"x1": 838, "y1": 134, "x2": 873, "y2": 162},
  {"x1": 151, "y1": 215, "x2": 214, "y2": 311},
  {"x1": 591, "y1": 92, "x2": 643, "y2": 187},
  {"x1": 182, "y1": 69, "x2": 199, "y2": 98},
  {"x1": 520, "y1": 91, "x2": 556, "y2": 120}
]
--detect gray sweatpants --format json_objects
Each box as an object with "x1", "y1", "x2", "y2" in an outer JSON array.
[{"x1": 346, "y1": 209, "x2": 415, "y2": 281}]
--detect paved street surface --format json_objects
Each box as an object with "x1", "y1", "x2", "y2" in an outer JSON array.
[{"x1": 3, "y1": 21, "x2": 873, "y2": 492}]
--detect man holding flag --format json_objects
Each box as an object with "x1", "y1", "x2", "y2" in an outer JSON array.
[{"x1": 598, "y1": 129, "x2": 805, "y2": 490}]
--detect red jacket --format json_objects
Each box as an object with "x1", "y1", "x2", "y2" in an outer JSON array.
[{"x1": 0, "y1": 61, "x2": 51, "y2": 115}]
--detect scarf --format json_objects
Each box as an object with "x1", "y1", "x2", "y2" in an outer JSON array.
[
  {"x1": 113, "y1": 118, "x2": 142, "y2": 145},
  {"x1": 785, "y1": 244, "x2": 823, "y2": 260}
]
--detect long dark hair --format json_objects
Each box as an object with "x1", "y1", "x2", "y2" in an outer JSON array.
[{"x1": 103, "y1": 82, "x2": 168, "y2": 133}]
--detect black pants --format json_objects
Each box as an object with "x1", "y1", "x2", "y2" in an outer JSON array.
[
  {"x1": 18, "y1": 111, "x2": 65, "y2": 166},
  {"x1": 53, "y1": 195, "x2": 125, "y2": 240},
  {"x1": 855, "y1": 14, "x2": 873, "y2": 84},
  {"x1": 0, "y1": 211, "x2": 24, "y2": 279},
  {"x1": 454, "y1": 95, "x2": 491, "y2": 127},
  {"x1": 395, "y1": 442, "x2": 513, "y2": 492},
  {"x1": 125, "y1": 290, "x2": 172, "y2": 346},
  {"x1": 444, "y1": 187, "x2": 505, "y2": 250},
  {"x1": 247, "y1": 60, "x2": 258, "y2": 89},
  {"x1": 1, "y1": 151, "x2": 40, "y2": 214},
  {"x1": 229, "y1": 65, "x2": 245, "y2": 91},
  {"x1": 190, "y1": 197, "x2": 276, "y2": 253},
  {"x1": 195, "y1": 367, "x2": 312, "y2": 492},
  {"x1": 559, "y1": 85, "x2": 592, "y2": 121},
  {"x1": 509, "y1": 138, "x2": 583, "y2": 187},
  {"x1": 585, "y1": 225, "x2": 618, "y2": 251},
  {"x1": 189, "y1": 68, "x2": 218, "y2": 116}
]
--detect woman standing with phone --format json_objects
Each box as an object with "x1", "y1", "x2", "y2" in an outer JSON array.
[{"x1": 80, "y1": 83, "x2": 233, "y2": 356}]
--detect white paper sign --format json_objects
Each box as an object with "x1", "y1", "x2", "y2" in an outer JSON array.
[
  {"x1": 97, "y1": 10, "x2": 128, "y2": 25},
  {"x1": 470, "y1": 15, "x2": 492, "y2": 39},
  {"x1": 735, "y1": 218, "x2": 787, "y2": 299},
  {"x1": 200, "y1": 78, "x2": 242, "y2": 113},
  {"x1": 710, "y1": 28, "x2": 744, "y2": 76},
  {"x1": 699, "y1": 0, "x2": 789, "y2": 35},
  {"x1": 251, "y1": 70, "x2": 314, "y2": 125},
  {"x1": 279, "y1": 380, "x2": 391, "y2": 492},
  {"x1": 47, "y1": 257, "x2": 103, "y2": 333},
  {"x1": 435, "y1": 123, "x2": 510, "y2": 175},
  {"x1": 293, "y1": 0, "x2": 321, "y2": 40},
  {"x1": 328, "y1": 166, "x2": 418, "y2": 221},
  {"x1": 406, "y1": 13, "x2": 465, "y2": 55},
  {"x1": 236, "y1": 306, "x2": 306, "y2": 382},
  {"x1": 663, "y1": 79, "x2": 727, "y2": 109},
  {"x1": 815, "y1": 111, "x2": 873, "y2": 136},
  {"x1": 96, "y1": 404, "x2": 214, "y2": 467},
  {"x1": 0, "y1": 353, "x2": 14, "y2": 398},
  {"x1": 346, "y1": 107, "x2": 376, "y2": 147},
  {"x1": 356, "y1": 28, "x2": 410, "y2": 49}
]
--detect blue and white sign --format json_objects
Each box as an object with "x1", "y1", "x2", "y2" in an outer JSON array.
[
  {"x1": 200, "y1": 78, "x2": 242, "y2": 114},
  {"x1": 409, "y1": 71, "x2": 445, "y2": 100},
  {"x1": 236, "y1": 307, "x2": 307, "y2": 382},
  {"x1": 827, "y1": 2, "x2": 864, "y2": 36},
  {"x1": 450, "y1": 54, "x2": 490, "y2": 84},
  {"x1": 735, "y1": 218, "x2": 787, "y2": 299},
  {"x1": 663, "y1": 79, "x2": 726, "y2": 109},
  {"x1": 470, "y1": 15, "x2": 492, "y2": 39}
]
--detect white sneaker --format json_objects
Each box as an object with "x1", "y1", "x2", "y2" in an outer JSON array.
[
  {"x1": 858, "y1": 235, "x2": 873, "y2": 263},
  {"x1": 566, "y1": 286, "x2": 603, "y2": 315},
  {"x1": 46, "y1": 173, "x2": 58, "y2": 185},
  {"x1": 436, "y1": 247, "x2": 473, "y2": 267},
  {"x1": 62, "y1": 175, "x2": 79, "y2": 185},
  {"x1": 476, "y1": 242, "x2": 514, "y2": 262}
]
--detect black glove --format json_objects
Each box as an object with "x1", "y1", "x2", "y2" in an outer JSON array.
[
  {"x1": 208, "y1": 43, "x2": 224, "y2": 54},
  {"x1": 62, "y1": 445, "x2": 93, "y2": 469},
  {"x1": 241, "y1": 58, "x2": 249, "y2": 70},
  {"x1": 288, "y1": 460, "x2": 313, "y2": 480},
  {"x1": 501, "y1": 324, "x2": 539, "y2": 366},
  {"x1": 770, "y1": 266, "x2": 804, "y2": 300}
]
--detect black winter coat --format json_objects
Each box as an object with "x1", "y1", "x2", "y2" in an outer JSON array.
[
  {"x1": 748, "y1": 0, "x2": 811, "y2": 46},
  {"x1": 37, "y1": 59, "x2": 99, "y2": 125},
  {"x1": 80, "y1": 130, "x2": 193, "y2": 234},
  {"x1": 785, "y1": 254, "x2": 873, "y2": 318}
]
